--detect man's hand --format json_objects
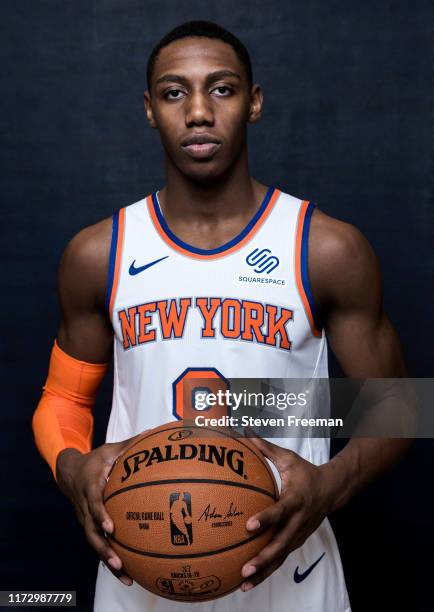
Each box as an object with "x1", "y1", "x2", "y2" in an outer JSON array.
[
  {"x1": 56, "y1": 433, "x2": 147, "y2": 586},
  {"x1": 240, "y1": 433, "x2": 334, "y2": 592}
]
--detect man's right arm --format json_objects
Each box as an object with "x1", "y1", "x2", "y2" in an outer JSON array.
[
  {"x1": 32, "y1": 217, "x2": 137, "y2": 586},
  {"x1": 56, "y1": 218, "x2": 114, "y2": 362}
]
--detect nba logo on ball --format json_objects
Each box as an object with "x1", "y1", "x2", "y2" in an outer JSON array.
[{"x1": 170, "y1": 492, "x2": 193, "y2": 545}]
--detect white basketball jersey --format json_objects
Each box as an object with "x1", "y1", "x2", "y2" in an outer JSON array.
[{"x1": 94, "y1": 186, "x2": 351, "y2": 612}]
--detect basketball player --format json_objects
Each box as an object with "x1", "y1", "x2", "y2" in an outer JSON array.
[{"x1": 32, "y1": 20, "x2": 411, "y2": 612}]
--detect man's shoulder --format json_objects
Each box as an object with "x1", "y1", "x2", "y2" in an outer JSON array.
[
  {"x1": 61, "y1": 192, "x2": 152, "y2": 271},
  {"x1": 63, "y1": 215, "x2": 113, "y2": 271},
  {"x1": 308, "y1": 206, "x2": 381, "y2": 306},
  {"x1": 58, "y1": 216, "x2": 114, "y2": 310},
  {"x1": 277, "y1": 187, "x2": 372, "y2": 268},
  {"x1": 310, "y1": 207, "x2": 370, "y2": 263}
]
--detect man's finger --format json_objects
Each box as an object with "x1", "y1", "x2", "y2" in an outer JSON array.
[
  {"x1": 240, "y1": 556, "x2": 285, "y2": 592},
  {"x1": 241, "y1": 519, "x2": 294, "y2": 578},
  {"x1": 245, "y1": 497, "x2": 295, "y2": 531},
  {"x1": 83, "y1": 512, "x2": 124, "y2": 574},
  {"x1": 103, "y1": 560, "x2": 133, "y2": 587},
  {"x1": 84, "y1": 512, "x2": 133, "y2": 585},
  {"x1": 87, "y1": 483, "x2": 115, "y2": 533}
]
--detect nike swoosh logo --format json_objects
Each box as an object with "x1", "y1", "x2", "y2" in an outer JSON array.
[
  {"x1": 129, "y1": 256, "x2": 169, "y2": 276},
  {"x1": 293, "y1": 552, "x2": 326, "y2": 583}
]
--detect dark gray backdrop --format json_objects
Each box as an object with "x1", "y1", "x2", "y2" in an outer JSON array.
[{"x1": 1, "y1": 1, "x2": 433, "y2": 611}]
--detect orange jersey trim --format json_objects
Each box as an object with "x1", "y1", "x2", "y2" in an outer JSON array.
[{"x1": 108, "y1": 207, "x2": 126, "y2": 320}]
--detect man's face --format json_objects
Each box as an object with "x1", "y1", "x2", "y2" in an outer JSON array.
[{"x1": 144, "y1": 37, "x2": 262, "y2": 182}]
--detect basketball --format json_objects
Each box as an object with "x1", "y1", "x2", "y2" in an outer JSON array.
[{"x1": 104, "y1": 421, "x2": 279, "y2": 601}]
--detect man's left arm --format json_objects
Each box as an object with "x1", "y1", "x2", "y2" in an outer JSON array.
[
  {"x1": 308, "y1": 209, "x2": 412, "y2": 509},
  {"x1": 239, "y1": 209, "x2": 413, "y2": 591}
]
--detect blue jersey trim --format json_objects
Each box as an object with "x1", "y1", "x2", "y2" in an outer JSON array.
[
  {"x1": 105, "y1": 209, "x2": 120, "y2": 314},
  {"x1": 152, "y1": 186, "x2": 276, "y2": 256},
  {"x1": 301, "y1": 202, "x2": 322, "y2": 333}
]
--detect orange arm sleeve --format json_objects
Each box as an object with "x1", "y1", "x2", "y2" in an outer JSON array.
[{"x1": 32, "y1": 340, "x2": 109, "y2": 481}]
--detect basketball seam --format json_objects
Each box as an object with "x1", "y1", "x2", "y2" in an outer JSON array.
[
  {"x1": 109, "y1": 424, "x2": 278, "y2": 498},
  {"x1": 104, "y1": 477, "x2": 277, "y2": 504},
  {"x1": 107, "y1": 526, "x2": 270, "y2": 559}
]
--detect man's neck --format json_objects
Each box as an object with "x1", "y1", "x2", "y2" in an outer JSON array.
[{"x1": 156, "y1": 163, "x2": 269, "y2": 250}]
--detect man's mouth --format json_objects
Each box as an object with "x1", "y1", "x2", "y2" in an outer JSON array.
[{"x1": 181, "y1": 142, "x2": 221, "y2": 159}]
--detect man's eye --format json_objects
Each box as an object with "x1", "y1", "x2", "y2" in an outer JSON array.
[
  {"x1": 212, "y1": 86, "x2": 232, "y2": 96},
  {"x1": 163, "y1": 86, "x2": 232, "y2": 100},
  {"x1": 165, "y1": 89, "x2": 184, "y2": 100}
]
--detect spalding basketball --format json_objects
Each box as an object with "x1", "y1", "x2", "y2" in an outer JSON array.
[{"x1": 104, "y1": 421, "x2": 279, "y2": 602}]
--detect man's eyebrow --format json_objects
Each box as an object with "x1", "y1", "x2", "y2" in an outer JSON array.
[{"x1": 155, "y1": 70, "x2": 242, "y2": 86}]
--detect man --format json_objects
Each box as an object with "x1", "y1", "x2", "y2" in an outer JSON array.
[{"x1": 32, "y1": 19, "x2": 410, "y2": 612}]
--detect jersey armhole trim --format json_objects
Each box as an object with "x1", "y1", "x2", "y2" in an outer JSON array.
[
  {"x1": 105, "y1": 207, "x2": 126, "y2": 320},
  {"x1": 295, "y1": 201, "x2": 323, "y2": 338}
]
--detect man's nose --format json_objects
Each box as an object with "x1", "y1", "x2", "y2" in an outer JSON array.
[{"x1": 185, "y1": 91, "x2": 214, "y2": 125}]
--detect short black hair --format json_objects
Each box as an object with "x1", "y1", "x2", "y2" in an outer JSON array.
[{"x1": 146, "y1": 20, "x2": 253, "y2": 92}]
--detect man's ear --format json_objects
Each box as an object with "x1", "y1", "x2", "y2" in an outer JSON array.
[
  {"x1": 248, "y1": 84, "x2": 263, "y2": 124},
  {"x1": 144, "y1": 91, "x2": 157, "y2": 129}
]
